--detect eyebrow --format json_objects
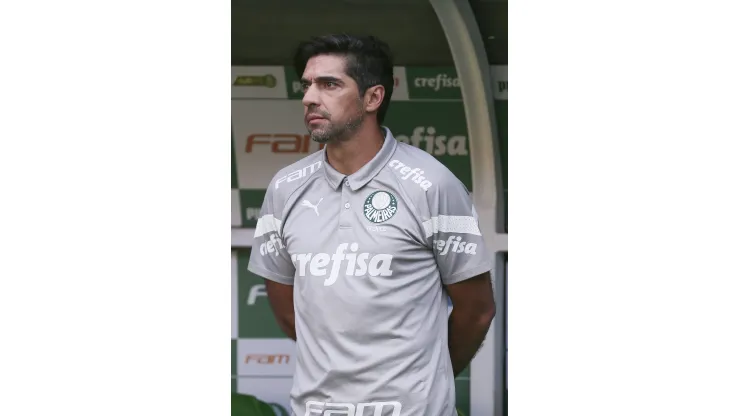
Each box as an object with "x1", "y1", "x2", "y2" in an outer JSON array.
[{"x1": 300, "y1": 76, "x2": 343, "y2": 85}]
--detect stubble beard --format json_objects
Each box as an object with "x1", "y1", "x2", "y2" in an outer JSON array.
[{"x1": 309, "y1": 102, "x2": 366, "y2": 144}]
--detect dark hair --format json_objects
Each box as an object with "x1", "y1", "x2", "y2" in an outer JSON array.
[{"x1": 293, "y1": 34, "x2": 394, "y2": 124}]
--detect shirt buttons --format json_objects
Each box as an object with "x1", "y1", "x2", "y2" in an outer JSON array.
[
  {"x1": 344, "y1": 202, "x2": 350, "y2": 209},
  {"x1": 344, "y1": 179, "x2": 349, "y2": 187}
]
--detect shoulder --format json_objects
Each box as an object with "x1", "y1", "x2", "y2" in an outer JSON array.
[
  {"x1": 266, "y1": 151, "x2": 325, "y2": 198},
  {"x1": 386, "y1": 141, "x2": 467, "y2": 196}
]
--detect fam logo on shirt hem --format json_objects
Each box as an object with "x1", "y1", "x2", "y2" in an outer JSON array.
[
  {"x1": 306, "y1": 400, "x2": 402, "y2": 416},
  {"x1": 363, "y1": 190, "x2": 398, "y2": 223}
]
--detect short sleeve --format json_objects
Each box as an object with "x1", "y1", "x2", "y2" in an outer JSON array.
[
  {"x1": 424, "y1": 177, "x2": 494, "y2": 285},
  {"x1": 247, "y1": 183, "x2": 295, "y2": 285}
]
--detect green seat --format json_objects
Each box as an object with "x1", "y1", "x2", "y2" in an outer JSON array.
[{"x1": 231, "y1": 392, "x2": 277, "y2": 416}]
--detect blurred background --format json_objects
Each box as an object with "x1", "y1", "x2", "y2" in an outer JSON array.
[{"x1": 231, "y1": 0, "x2": 507, "y2": 415}]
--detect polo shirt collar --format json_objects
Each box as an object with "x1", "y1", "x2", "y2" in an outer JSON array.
[{"x1": 322, "y1": 126, "x2": 398, "y2": 191}]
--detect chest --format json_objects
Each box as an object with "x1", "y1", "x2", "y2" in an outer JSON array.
[{"x1": 281, "y1": 182, "x2": 426, "y2": 265}]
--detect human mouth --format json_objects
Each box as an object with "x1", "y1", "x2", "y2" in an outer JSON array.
[{"x1": 306, "y1": 114, "x2": 327, "y2": 122}]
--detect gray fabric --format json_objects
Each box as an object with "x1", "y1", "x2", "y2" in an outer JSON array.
[{"x1": 248, "y1": 127, "x2": 494, "y2": 416}]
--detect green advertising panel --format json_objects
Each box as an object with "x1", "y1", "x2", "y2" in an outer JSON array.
[
  {"x1": 239, "y1": 190, "x2": 266, "y2": 228},
  {"x1": 406, "y1": 67, "x2": 463, "y2": 100},
  {"x1": 236, "y1": 249, "x2": 284, "y2": 339}
]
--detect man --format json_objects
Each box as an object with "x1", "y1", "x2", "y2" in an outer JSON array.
[{"x1": 248, "y1": 34, "x2": 495, "y2": 416}]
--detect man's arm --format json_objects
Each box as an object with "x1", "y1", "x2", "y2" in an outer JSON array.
[
  {"x1": 247, "y1": 174, "x2": 297, "y2": 341},
  {"x1": 264, "y1": 279, "x2": 296, "y2": 341},
  {"x1": 446, "y1": 272, "x2": 496, "y2": 377},
  {"x1": 419, "y1": 170, "x2": 496, "y2": 376}
]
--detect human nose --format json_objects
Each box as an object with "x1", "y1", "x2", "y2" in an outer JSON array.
[{"x1": 302, "y1": 83, "x2": 320, "y2": 107}]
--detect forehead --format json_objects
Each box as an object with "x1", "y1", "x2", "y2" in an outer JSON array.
[{"x1": 302, "y1": 55, "x2": 349, "y2": 79}]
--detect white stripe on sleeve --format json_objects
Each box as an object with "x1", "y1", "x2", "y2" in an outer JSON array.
[
  {"x1": 254, "y1": 214, "x2": 283, "y2": 238},
  {"x1": 422, "y1": 215, "x2": 482, "y2": 238}
]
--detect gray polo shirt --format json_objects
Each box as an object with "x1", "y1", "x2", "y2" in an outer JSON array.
[{"x1": 248, "y1": 127, "x2": 494, "y2": 416}]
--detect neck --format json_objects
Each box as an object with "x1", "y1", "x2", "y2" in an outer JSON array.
[{"x1": 324, "y1": 122, "x2": 385, "y2": 176}]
